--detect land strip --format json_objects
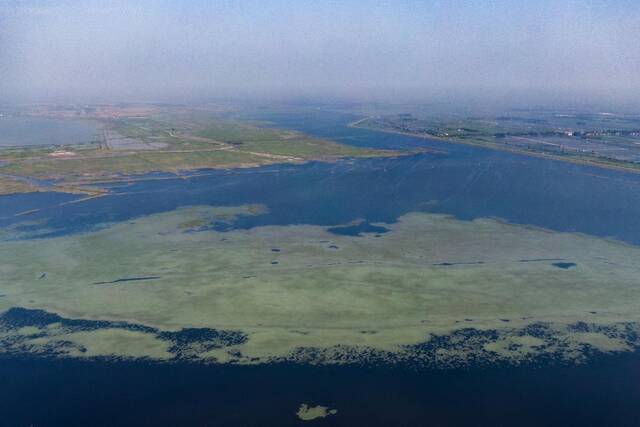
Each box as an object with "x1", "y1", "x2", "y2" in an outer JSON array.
[
  {"x1": 0, "y1": 109, "x2": 399, "y2": 195},
  {"x1": 353, "y1": 112, "x2": 640, "y2": 174}
]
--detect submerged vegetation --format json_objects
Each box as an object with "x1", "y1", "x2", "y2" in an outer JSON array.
[
  {"x1": 2, "y1": 105, "x2": 640, "y2": 371},
  {"x1": 1, "y1": 204, "x2": 639, "y2": 366}
]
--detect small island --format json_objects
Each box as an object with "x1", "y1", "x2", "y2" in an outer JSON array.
[{"x1": 297, "y1": 404, "x2": 338, "y2": 421}]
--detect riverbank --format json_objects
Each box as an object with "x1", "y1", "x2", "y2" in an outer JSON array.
[
  {"x1": 0, "y1": 117, "x2": 402, "y2": 196},
  {"x1": 350, "y1": 118, "x2": 640, "y2": 175}
]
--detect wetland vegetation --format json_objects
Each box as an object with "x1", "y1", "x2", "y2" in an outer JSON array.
[
  {"x1": 2, "y1": 204, "x2": 639, "y2": 366},
  {"x1": 3, "y1": 105, "x2": 640, "y2": 426},
  {"x1": 0, "y1": 106, "x2": 395, "y2": 195}
]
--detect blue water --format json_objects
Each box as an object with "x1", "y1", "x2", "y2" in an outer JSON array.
[
  {"x1": 3, "y1": 110, "x2": 640, "y2": 245},
  {"x1": 2, "y1": 108, "x2": 640, "y2": 426},
  {"x1": 2, "y1": 353, "x2": 640, "y2": 426},
  {"x1": 0, "y1": 117, "x2": 100, "y2": 147}
]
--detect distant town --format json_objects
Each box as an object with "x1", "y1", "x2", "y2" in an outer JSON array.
[{"x1": 355, "y1": 110, "x2": 640, "y2": 171}]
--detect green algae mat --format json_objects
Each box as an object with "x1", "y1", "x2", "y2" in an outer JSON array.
[{"x1": 1, "y1": 205, "x2": 640, "y2": 366}]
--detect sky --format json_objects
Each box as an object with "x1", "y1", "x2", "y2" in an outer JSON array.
[{"x1": 1, "y1": 0, "x2": 640, "y2": 107}]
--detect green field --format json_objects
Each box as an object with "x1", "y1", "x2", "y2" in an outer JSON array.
[{"x1": 0, "y1": 113, "x2": 395, "y2": 194}]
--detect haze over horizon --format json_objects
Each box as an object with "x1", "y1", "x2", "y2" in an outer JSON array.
[{"x1": 2, "y1": 0, "x2": 640, "y2": 109}]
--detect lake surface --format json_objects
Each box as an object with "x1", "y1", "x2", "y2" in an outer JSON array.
[
  {"x1": 1, "y1": 108, "x2": 640, "y2": 426},
  {"x1": 2, "y1": 353, "x2": 640, "y2": 427},
  {"x1": 0, "y1": 116, "x2": 100, "y2": 147},
  {"x1": 3, "y1": 109, "x2": 640, "y2": 244}
]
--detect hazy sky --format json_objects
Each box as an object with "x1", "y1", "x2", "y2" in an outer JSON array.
[{"x1": 1, "y1": 0, "x2": 640, "y2": 106}]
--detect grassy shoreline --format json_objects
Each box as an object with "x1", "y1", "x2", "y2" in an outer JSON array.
[{"x1": 0, "y1": 117, "x2": 401, "y2": 196}]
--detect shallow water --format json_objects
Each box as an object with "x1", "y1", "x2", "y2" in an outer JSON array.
[
  {"x1": 3, "y1": 111, "x2": 640, "y2": 245},
  {"x1": 0, "y1": 116, "x2": 100, "y2": 147},
  {"x1": 2, "y1": 109, "x2": 640, "y2": 425}
]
